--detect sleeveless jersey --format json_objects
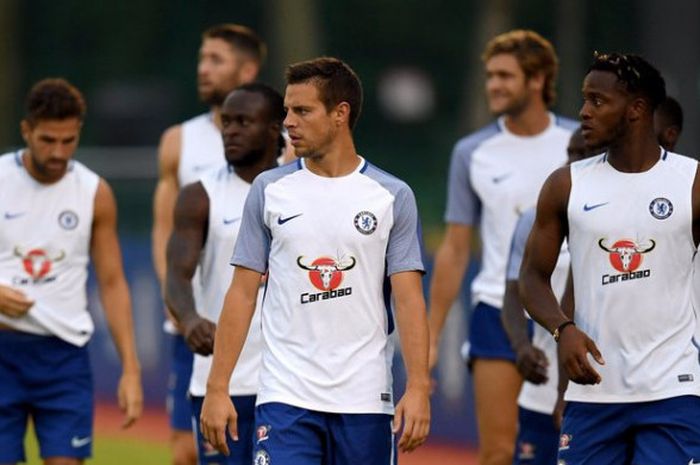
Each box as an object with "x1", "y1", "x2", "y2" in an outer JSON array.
[
  {"x1": 445, "y1": 114, "x2": 577, "y2": 309},
  {"x1": 566, "y1": 151, "x2": 700, "y2": 402},
  {"x1": 232, "y1": 157, "x2": 424, "y2": 414},
  {"x1": 188, "y1": 164, "x2": 263, "y2": 396},
  {"x1": 165, "y1": 112, "x2": 224, "y2": 335},
  {"x1": 0, "y1": 151, "x2": 99, "y2": 346},
  {"x1": 506, "y1": 207, "x2": 569, "y2": 414}
]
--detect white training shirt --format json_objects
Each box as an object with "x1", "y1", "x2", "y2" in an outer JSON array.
[
  {"x1": 188, "y1": 164, "x2": 263, "y2": 397},
  {"x1": 232, "y1": 157, "x2": 425, "y2": 414},
  {"x1": 566, "y1": 151, "x2": 700, "y2": 403},
  {"x1": 0, "y1": 151, "x2": 99, "y2": 346},
  {"x1": 164, "y1": 112, "x2": 224, "y2": 335},
  {"x1": 506, "y1": 207, "x2": 569, "y2": 414},
  {"x1": 445, "y1": 113, "x2": 577, "y2": 309}
]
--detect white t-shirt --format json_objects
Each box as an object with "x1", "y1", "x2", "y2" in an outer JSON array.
[
  {"x1": 445, "y1": 114, "x2": 577, "y2": 309},
  {"x1": 232, "y1": 157, "x2": 424, "y2": 414},
  {"x1": 188, "y1": 165, "x2": 263, "y2": 396},
  {"x1": 566, "y1": 151, "x2": 700, "y2": 403},
  {"x1": 0, "y1": 151, "x2": 99, "y2": 346}
]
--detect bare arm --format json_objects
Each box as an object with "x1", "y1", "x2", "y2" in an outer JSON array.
[
  {"x1": 200, "y1": 266, "x2": 261, "y2": 455},
  {"x1": 520, "y1": 167, "x2": 603, "y2": 385},
  {"x1": 391, "y1": 270, "x2": 431, "y2": 453},
  {"x1": 152, "y1": 125, "x2": 181, "y2": 290},
  {"x1": 91, "y1": 179, "x2": 143, "y2": 427},
  {"x1": 427, "y1": 223, "x2": 471, "y2": 368},
  {"x1": 164, "y1": 182, "x2": 216, "y2": 355},
  {"x1": 502, "y1": 279, "x2": 548, "y2": 384}
]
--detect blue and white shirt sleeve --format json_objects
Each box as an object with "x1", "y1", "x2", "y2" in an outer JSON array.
[
  {"x1": 230, "y1": 177, "x2": 271, "y2": 273},
  {"x1": 386, "y1": 185, "x2": 425, "y2": 276},
  {"x1": 444, "y1": 140, "x2": 481, "y2": 225},
  {"x1": 505, "y1": 208, "x2": 536, "y2": 281}
]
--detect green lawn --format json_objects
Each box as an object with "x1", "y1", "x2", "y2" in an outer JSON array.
[{"x1": 23, "y1": 433, "x2": 169, "y2": 465}]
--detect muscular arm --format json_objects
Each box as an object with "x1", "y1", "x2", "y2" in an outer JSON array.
[
  {"x1": 427, "y1": 224, "x2": 471, "y2": 367},
  {"x1": 520, "y1": 168, "x2": 603, "y2": 385},
  {"x1": 152, "y1": 125, "x2": 181, "y2": 289},
  {"x1": 392, "y1": 270, "x2": 431, "y2": 452},
  {"x1": 164, "y1": 182, "x2": 215, "y2": 355},
  {"x1": 91, "y1": 179, "x2": 143, "y2": 427},
  {"x1": 200, "y1": 266, "x2": 261, "y2": 455}
]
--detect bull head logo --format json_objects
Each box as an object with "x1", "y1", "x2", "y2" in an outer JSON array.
[
  {"x1": 297, "y1": 255, "x2": 356, "y2": 291},
  {"x1": 14, "y1": 247, "x2": 66, "y2": 279},
  {"x1": 598, "y1": 238, "x2": 655, "y2": 273}
]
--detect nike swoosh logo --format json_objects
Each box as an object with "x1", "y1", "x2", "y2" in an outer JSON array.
[
  {"x1": 71, "y1": 436, "x2": 92, "y2": 448},
  {"x1": 192, "y1": 164, "x2": 210, "y2": 172},
  {"x1": 4, "y1": 212, "x2": 25, "y2": 220},
  {"x1": 492, "y1": 173, "x2": 512, "y2": 184},
  {"x1": 277, "y1": 213, "x2": 303, "y2": 225},
  {"x1": 223, "y1": 217, "x2": 241, "y2": 225},
  {"x1": 583, "y1": 202, "x2": 609, "y2": 212},
  {"x1": 688, "y1": 460, "x2": 700, "y2": 465}
]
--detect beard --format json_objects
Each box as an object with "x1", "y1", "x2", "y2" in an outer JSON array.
[
  {"x1": 199, "y1": 88, "x2": 228, "y2": 107},
  {"x1": 226, "y1": 147, "x2": 265, "y2": 168},
  {"x1": 590, "y1": 117, "x2": 629, "y2": 153}
]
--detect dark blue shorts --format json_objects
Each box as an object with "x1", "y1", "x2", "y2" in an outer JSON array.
[
  {"x1": 254, "y1": 402, "x2": 396, "y2": 465},
  {"x1": 0, "y1": 330, "x2": 93, "y2": 463},
  {"x1": 167, "y1": 334, "x2": 194, "y2": 431},
  {"x1": 559, "y1": 396, "x2": 700, "y2": 464},
  {"x1": 191, "y1": 395, "x2": 256, "y2": 465},
  {"x1": 468, "y1": 302, "x2": 531, "y2": 362},
  {"x1": 513, "y1": 407, "x2": 558, "y2": 465}
]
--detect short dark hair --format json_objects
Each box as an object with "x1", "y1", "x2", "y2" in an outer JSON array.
[
  {"x1": 655, "y1": 96, "x2": 683, "y2": 131},
  {"x1": 24, "y1": 78, "x2": 86, "y2": 126},
  {"x1": 482, "y1": 30, "x2": 559, "y2": 106},
  {"x1": 285, "y1": 57, "x2": 363, "y2": 129},
  {"x1": 231, "y1": 82, "x2": 285, "y2": 124},
  {"x1": 587, "y1": 52, "x2": 666, "y2": 110},
  {"x1": 202, "y1": 24, "x2": 266, "y2": 64}
]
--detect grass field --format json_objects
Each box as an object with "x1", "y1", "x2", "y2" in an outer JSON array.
[{"x1": 20, "y1": 404, "x2": 476, "y2": 465}]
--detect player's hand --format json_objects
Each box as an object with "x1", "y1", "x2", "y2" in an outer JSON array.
[
  {"x1": 200, "y1": 390, "x2": 238, "y2": 456},
  {"x1": 0, "y1": 285, "x2": 34, "y2": 318},
  {"x1": 557, "y1": 326, "x2": 604, "y2": 385},
  {"x1": 552, "y1": 391, "x2": 566, "y2": 430},
  {"x1": 393, "y1": 386, "x2": 431, "y2": 453},
  {"x1": 118, "y1": 371, "x2": 143, "y2": 428},
  {"x1": 515, "y1": 343, "x2": 549, "y2": 384},
  {"x1": 182, "y1": 315, "x2": 216, "y2": 355}
]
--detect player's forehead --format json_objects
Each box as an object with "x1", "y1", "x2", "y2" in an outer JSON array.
[
  {"x1": 199, "y1": 37, "x2": 237, "y2": 59},
  {"x1": 582, "y1": 70, "x2": 624, "y2": 96},
  {"x1": 284, "y1": 82, "x2": 323, "y2": 107},
  {"x1": 27, "y1": 117, "x2": 82, "y2": 136},
  {"x1": 222, "y1": 91, "x2": 266, "y2": 118},
  {"x1": 485, "y1": 53, "x2": 523, "y2": 75}
]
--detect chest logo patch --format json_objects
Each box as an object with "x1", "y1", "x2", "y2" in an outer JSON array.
[
  {"x1": 13, "y1": 246, "x2": 65, "y2": 282},
  {"x1": 354, "y1": 211, "x2": 377, "y2": 235},
  {"x1": 649, "y1": 197, "x2": 673, "y2": 220},
  {"x1": 297, "y1": 255, "x2": 356, "y2": 304},
  {"x1": 598, "y1": 238, "x2": 655, "y2": 286},
  {"x1": 58, "y1": 210, "x2": 79, "y2": 230}
]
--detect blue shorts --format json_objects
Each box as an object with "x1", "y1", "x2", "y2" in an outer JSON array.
[
  {"x1": 167, "y1": 334, "x2": 194, "y2": 431},
  {"x1": 468, "y1": 302, "x2": 531, "y2": 362},
  {"x1": 513, "y1": 407, "x2": 557, "y2": 465},
  {"x1": 254, "y1": 402, "x2": 396, "y2": 465},
  {"x1": 559, "y1": 396, "x2": 700, "y2": 464},
  {"x1": 191, "y1": 395, "x2": 256, "y2": 465},
  {"x1": 0, "y1": 330, "x2": 93, "y2": 463}
]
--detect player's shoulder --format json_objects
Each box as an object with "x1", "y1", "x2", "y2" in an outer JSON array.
[
  {"x1": 251, "y1": 158, "x2": 303, "y2": 188},
  {"x1": 452, "y1": 120, "x2": 502, "y2": 157},
  {"x1": 0, "y1": 151, "x2": 20, "y2": 171},
  {"x1": 360, "y1": 160, "x2": 414, "y2": 198},
  {"x1": 552, "y1": 113, "x2": 579, "y2": 132},
  {"x1": 662, "y1": 150, "x2": 699, "y2": 179}
]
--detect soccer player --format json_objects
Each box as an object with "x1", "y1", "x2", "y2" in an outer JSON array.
[
  {"x1": 501, "y1": 128, "x2": 598, "y2": 465},
  {"x1": 0, "y1": 78, "x2": 142, "y2": 465},
  {"x1": 520, "y1": 52, "x2": 700, "y2": 464},
  {"x1": 199, "y1": 57, "x2": 430, "y2": 464},
  {"x1": 654, "y1": 96, "x2": 683, "y2": 151},
  {"x1": 151, "y1": 24, "x2": 265, "y2": 465},
  {"x1": 427, "y1": 29, "x2": 577, "y2": 465},
  {"x1": 165, "y1": 83, "x2": 284, "y2": 465}
]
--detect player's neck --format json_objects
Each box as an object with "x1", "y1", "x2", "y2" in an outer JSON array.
[
  {"x1": 210, "y1": 106, "x2": 222, "y2": 130},
  {"x1": 503, "y1": 101, "x2": 550, "y2": 136},
  {"x1": 606, "y1": 130, "x2": 661, "y2": 173},
  {"x1": 304, "y1": 134, "x2": 360, "y2": 178},
  {"x1": 234, "y1": 152, "x2": 279, "y2": 184}
]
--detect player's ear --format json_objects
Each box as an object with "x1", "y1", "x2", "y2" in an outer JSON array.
[
  {"x1": 20, "y1": 119, "x2": 31, "y2": 143},
  {"x1": 333, "y1": 102, "x2": 350, "y2": 127},
  {"x1": 239, "y1": 60, "x2": 259, "y2": 84},
  {"x1": 528, "y1": 71, "x2": 545, "y2": 94},
  {"x1": 627, "y1": 97, "x2": 647, "y2": 123}
]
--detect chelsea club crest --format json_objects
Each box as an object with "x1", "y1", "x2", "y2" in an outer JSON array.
[{"x1": 649, "y1": 197, "x2": 673, "y2": 220}]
